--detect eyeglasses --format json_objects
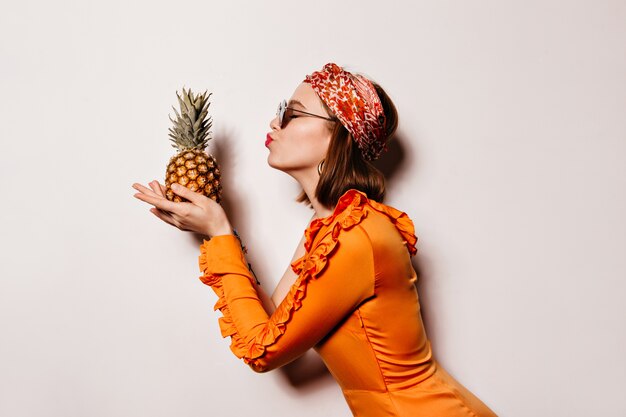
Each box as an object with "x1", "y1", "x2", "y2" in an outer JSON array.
[{"x1": 276, "y1": 99, "x2": 337, "y2": 128}]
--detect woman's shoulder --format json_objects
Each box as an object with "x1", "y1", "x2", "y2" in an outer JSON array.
[
  {"x1": 304, "y1": 189, "x2": 417, "y2": 256},
  {"x1": 291, "y1": 189, "x2": 417, "y2": 279}
]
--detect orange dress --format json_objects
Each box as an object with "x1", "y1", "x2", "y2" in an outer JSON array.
[{"x1": 198, "y1": 189, "x2": 498, "y2": 417}]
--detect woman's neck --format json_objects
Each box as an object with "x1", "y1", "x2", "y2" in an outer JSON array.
[{"x1": 295, "y1": 169, "x2": 333, "y2": 220}]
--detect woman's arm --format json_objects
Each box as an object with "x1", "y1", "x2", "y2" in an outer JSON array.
[
  {"x1": 251, "y1": 275, "x2": 276, "y2": 315},
  {"x1": 270, "y1": 215, "x2": 314, "y2": 307},
  {"x1": 199, "y1": 223, "x2": 375, "y2": 373},
  {"x1": 247, "y1": 214, "x2": 315, "y2": 315}
]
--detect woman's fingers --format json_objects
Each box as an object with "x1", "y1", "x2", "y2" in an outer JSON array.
[
  {"x1": 149, "y1": 180, "x2": 168, "y2": 198},
  {"x1": 170, "y1": 183, "x2": 207, "y2": 205},
  {"x1": 133, "y1": 182, "x2": 159, "y2": 198},
  {"x1": 132, "y1": 182, "x2": 185, "y2": 213},
  {"x1": 157, "y1": 181, "x2": 167, "y2": 196},
  {"x1": 149, "y1": 180, "x2": 164, "y2": 197},
  {"x1": 150, "y1": 207, "x2": 177, "y2": 227},
  {"x1": 133, "y1": 180, "x2": 224, "y2": 236}
]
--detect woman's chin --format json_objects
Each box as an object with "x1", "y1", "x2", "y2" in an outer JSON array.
[
  {"x1": 267, "y1": 156, "x2": 315, "y2": 175},
  {"x1": 267, "y1": 155, "x2": 288, "y2": 170},
  {"x1": 267, "y1": 157, "x2": 285, "y2": 172},
  {"x1": 267, "y1": 155, "x2": 278, "y2": 169}
]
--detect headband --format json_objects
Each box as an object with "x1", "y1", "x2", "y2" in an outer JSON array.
[{"x1": 303, "y1": 62, "x2": 388, "y2": 161}]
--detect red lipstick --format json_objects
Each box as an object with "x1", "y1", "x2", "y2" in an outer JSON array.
[{"x1": 265, "y1": 134, "x2": 273, "y2": 147}]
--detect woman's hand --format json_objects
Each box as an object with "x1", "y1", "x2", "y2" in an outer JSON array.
[{"x1": 132, "y1": 180, "x2": 233, "y2": 237}]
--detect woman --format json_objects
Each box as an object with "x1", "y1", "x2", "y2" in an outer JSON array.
[{"x1": 132, "y1": 62, "x2": 498, "y2": 416}]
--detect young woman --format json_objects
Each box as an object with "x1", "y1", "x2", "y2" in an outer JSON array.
[{"x1": 132, "y1": 62, "x2": 498, "y2": 416}]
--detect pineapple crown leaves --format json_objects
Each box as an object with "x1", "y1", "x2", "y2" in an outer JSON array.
[{"x1": 168, "y1": 87, "x2": 214, "y2": 151}]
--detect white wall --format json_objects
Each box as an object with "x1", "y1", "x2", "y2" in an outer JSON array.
[{"x1": 1, "y1": 1, "x2": 624, "y2": 416}]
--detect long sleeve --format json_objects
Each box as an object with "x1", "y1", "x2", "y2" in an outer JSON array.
[{"x1": 198, "y1": 223, "x2": 376, "y2": 373}]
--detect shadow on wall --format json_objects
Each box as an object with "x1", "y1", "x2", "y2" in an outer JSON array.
[
  {"x1": 188, "y1": 125, "x2": 247, "y2": 248},
  {"x1": 279, "y1": 349, "x2": 335, "y2": 388},
  {"x1": 372, "y1": 131, "x2": 407, "y2": 199}
]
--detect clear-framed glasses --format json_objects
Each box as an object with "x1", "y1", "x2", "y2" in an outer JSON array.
[{"x1": 276, "y1": 99, "x2": 337, "y2": 128}]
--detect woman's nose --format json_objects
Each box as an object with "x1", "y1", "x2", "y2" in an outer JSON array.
[{"x1": 269, "y1": 114, "x2": 280, "y2": 130}]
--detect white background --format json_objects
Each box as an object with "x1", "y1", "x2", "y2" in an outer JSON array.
[{"x1": 1, "y1": 1, "x2": 625, "y2": 416}]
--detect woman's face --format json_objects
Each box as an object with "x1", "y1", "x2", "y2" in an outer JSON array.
[{"x1": 266, "y1": 82, "x2": 334, "y2": 174}]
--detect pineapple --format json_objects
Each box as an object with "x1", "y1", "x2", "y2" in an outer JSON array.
[{"x1": 165, "y1": 87, "x2": 222, "y2": 204}]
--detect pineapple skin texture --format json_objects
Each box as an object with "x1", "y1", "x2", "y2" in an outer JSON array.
[{"x1": 165, "y1": 149, "x2": 222, "y2": 203}]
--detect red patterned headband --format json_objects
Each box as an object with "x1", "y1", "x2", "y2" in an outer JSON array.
[{"x1": 303, "y1": 62, "x2": 388, "y2": 161}]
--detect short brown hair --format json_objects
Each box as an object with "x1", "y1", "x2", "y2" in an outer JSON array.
[{"x1": 296, "y1": 80, "x2": 399, "y2": 209}]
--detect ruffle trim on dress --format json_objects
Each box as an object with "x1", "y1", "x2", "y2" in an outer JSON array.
[
  {"x1": 198, "y1": 231, "x2": 341, "y2": 364},
  {"x1": 199, "y1": 240, "x2": 266, "y2": 362},
  {"x1": 298, "y1": 189, "x2": 417, "y2": 259},
  {"x1": 197, "y1": 189, "x2": 417, "y2": 364},
  {"x1": 367, "y1": 197, "x2": 418, "y2": 256}
]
